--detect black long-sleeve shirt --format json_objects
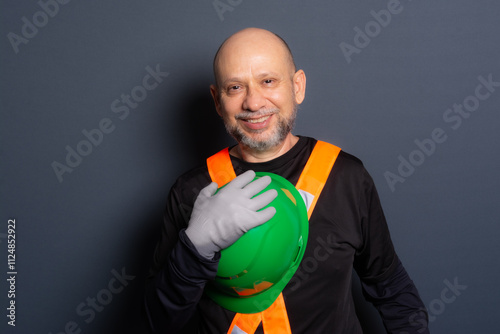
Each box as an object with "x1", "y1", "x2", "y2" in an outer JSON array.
[{"x1": 144, "y1": 136, "x2": 429, "y2": 333}]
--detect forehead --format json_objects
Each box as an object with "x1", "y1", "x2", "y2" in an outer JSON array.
[{"x1": 215, "y1": 33, "x2": 292, "y2": 82}]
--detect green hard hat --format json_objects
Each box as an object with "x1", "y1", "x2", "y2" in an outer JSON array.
[{"x1": 205, "y1": 172, "x2": 309, "y2": 314}]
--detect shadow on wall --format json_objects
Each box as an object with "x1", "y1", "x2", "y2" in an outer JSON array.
[{"x1": 176, "y1": 82, "x2": 235, "y2": 165}]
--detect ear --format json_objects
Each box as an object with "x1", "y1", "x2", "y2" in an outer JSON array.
[
  {"x1": 292, "y1": 70, "x2": 306, "y2": 104},
  {"x1": 210, "y1": 84, "x2": 222, "y2": 117}
]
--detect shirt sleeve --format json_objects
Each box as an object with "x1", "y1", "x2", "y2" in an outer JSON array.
[
  {"x1": 353, "y1": 167, "x2": 397, "y2": 281},
  {"x1": 361, "y1": 258, "x2": 430, "y2": 334},
  {"x1": 143, "y1": 186, "x2": 220, "y2": 334},
  {"x1": 353, "y1": 168, "x2": 429, "y2": 333}
]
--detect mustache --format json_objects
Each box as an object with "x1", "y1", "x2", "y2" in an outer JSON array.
[{"x1": 235, "y1": 108, "x2": 279, "y2": 120}]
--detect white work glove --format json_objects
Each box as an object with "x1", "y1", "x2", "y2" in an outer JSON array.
[{"x1": 185, "y1": 170, "x2": 277, "y2": 259}]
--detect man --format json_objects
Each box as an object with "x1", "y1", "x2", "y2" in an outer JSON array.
[{"x1": 144, "y1": 27, "x2": 429, "y2": 333}]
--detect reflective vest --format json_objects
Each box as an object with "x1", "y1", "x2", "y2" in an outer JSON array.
[{"x1": 206, "y1": 140, "x2": 341, "y2": 334}]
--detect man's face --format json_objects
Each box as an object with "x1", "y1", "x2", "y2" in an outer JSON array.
[{"x1": 211, "y1": 34, "x2": 305, "y2": 151}]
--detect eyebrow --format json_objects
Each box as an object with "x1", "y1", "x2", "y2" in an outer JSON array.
[
  {"x1": 221, "y1": 77, "x2": 242, "y2": 86},
  {"x1": 221, "y1": 72, "x2": 283, "y2": 86},
  {"x1": 256, "y1": 72, "x2": 282, "y2": 79}
]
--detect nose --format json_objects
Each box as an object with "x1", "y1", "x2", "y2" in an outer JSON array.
[{"x1": 242, "y1": 85, "x2": 266, "y2": 112}]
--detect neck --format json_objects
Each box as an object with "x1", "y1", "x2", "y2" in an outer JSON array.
[{"x1": 230, "y1": 133, "x2": 299, "y2": 163}]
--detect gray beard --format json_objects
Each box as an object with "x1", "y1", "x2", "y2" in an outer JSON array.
[{"x1": 223, "y1": 104, "x2": 298, "y2": 152}]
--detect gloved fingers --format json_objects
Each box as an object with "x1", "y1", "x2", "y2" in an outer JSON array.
[
  {"x1": 247, "y1": 188, "x2": 278, "y2": 211},
  {"x1": 252, "y1": 206, "x2": 277, "y2": 227},
  {"x1": 238, "y1": 206, "x2": 276, "y2": 232},
  {"x1": 224, "y1": 170, "x2": 256, "y2": 190},
  {"x1": 242, "y1": 174, "x2": 272, "y2": 197},
  {"x1": 192, "y1": 182, "x2": 218, "y2": 210},
  {"x1": 199, "y1": 182, "x2": 219, "y2": 198}
]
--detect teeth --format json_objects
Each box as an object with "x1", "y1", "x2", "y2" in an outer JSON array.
[{"x1": 246, "y1": 116, "x2": 270, "y2": 123}]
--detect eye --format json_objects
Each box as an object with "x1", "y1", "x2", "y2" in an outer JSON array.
[
  {"x1": 226, "y1": 85, "x2": 241, "y2": 93},
  {"x1": 263, "y1": 78, "x2": 278, "y2": 87}
]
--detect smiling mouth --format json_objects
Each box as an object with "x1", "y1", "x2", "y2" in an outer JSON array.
[{"x1": 244, "y1": 115, "x2": 271, "y2": 123}]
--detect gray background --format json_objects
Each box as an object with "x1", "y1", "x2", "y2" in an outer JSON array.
[{"x1": 1, "y1": 0, "x2": 499, "y2": 333}]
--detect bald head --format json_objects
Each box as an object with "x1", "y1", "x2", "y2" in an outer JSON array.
[
  {"x1": 208, "y1": 28, "x2": 307, "y2": 156},
  {"x1": 213, "y1": 28, "x2": 296, "y2": 88}
]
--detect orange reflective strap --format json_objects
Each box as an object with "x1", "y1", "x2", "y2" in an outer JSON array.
[
  {"x1": 227, "y1": 312, "x2": 261, "y2": 334},
  {"x1": 206, "y1": 147, "x2": 237, "y2": 186},
  {"x1": 295, "y1": 141, "x2": 341, "y2": 219},
  {"x1": 261, "y1": 293, "x2": 292, "y2": 334},
  {"x1": 206, "y1": 140, "x2": 341, "y2": 334},
  {"x1": 227, "y1": 293, "x2": 290, "y2": 334}
]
